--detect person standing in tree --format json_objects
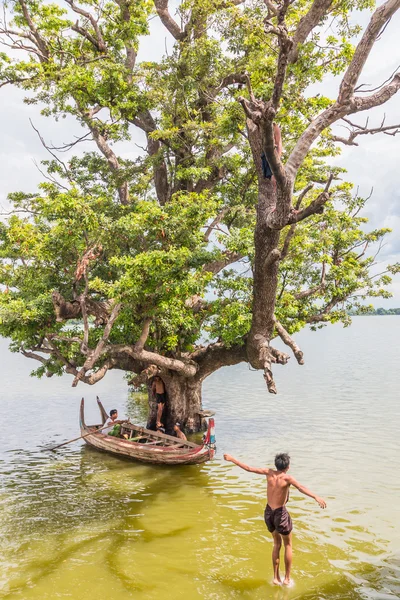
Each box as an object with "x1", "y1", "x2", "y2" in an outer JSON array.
[
  {"x1": 224, "y1": 452, "x2": 326, "y2": 586},
  {"x1": 152, "y1": 375, "x2": 167, "y2": 429}
]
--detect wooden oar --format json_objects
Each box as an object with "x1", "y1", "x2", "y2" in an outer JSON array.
[{"x1": 42, "y1": 423, "x2": 112, "y2": 451}]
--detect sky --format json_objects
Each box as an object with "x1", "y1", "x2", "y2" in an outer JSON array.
[{"x1": 0, "y1": 1, "x2": 399, "y2": 305}]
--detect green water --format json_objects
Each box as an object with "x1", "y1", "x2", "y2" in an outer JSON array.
[{"x1": 1, "y1": 318, "x2": 400, "y2": 599}]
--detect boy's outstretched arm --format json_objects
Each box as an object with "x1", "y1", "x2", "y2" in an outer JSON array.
[
  {"x1": 224, "y1": 454, "x2": 269, "y2": 475},
  {"x1": 287, "y1": 475, "x2": 327, "y2": 508}
]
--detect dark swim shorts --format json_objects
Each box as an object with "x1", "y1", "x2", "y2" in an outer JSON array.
[
  {"x1": 155, "y1": 392, "x2": 167, "y2": 404},
  {"x1": 264, "y1": 504, "x2": 293, "y2": 536}
]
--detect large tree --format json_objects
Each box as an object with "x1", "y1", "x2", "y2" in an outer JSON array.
[{"x1": 0, "y1": 0, "x2": 399, "y2": 431}]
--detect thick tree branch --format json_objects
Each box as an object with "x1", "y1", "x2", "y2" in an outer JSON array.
[
  {"x1": 288, "y1": 0, "x2": 334, "y2": 64},
  {"x1": 134, "y1": 317, "x2": 152, "y2": 352},
  {"x1": 338, "y1": 0, "x2": 400, "y2": 104},
  {"x1": 112, "y1": 344, "x2": 198, "y2": 376},
  {"x1": 114, "y1": 0, "x2": 137, "y2": 78},
  {"x1": 65, "y1": 0, "x2": 107, "y2": 52},
  {"x1": 203, "y1": 251, "x2": 243, "y2": 274},
  {"x1": 350, "y1": 72, "x2": 400, "y2": 114},
  {"x1": 287, "y1": 0, "x2": 400, "y2": 180},
  {"x1": 194, "y1": 342, "x2": 248, "y2": 380},
  {"x1": 273, "y1": 319, "x2": 304, "y2": 364},
  {"x1": 130, "y1": 110, "x2": 169, "y2": 204},
  {"x1": 270, "y1": 346, "x2": 290, "y2": 365},
  {"x1": 72, "y1": 302, "x2": 122, "y2": 386},
  {"x1": 85, "y1": 119, "x2": 129, "y2": 204},
  {"x1": 17, "y1": 0, "x2": 49, "y2": 61},
  {"x1": 52, "y1": 291, "x2": 112, "y2": 326},
  {"x1": 20, "y1": 347, "x2": 48, "y2": 365},
  {"x1": 153, "y1": 0, "x2": 186, "y2": 40}
]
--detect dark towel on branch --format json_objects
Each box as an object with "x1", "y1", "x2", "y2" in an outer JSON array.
[{"x1": 261, "y1": 153, "x2": 273, "y2": 179}]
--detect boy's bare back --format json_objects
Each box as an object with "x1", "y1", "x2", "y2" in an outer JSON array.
[{"x1": 266, "y1": 470, "x2": 291, "y2": 509}]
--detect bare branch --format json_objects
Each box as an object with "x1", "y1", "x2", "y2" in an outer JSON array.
[
  {"x1": 204, "y1": 207, "x2": 230, "y2": 241},
  {"x1": 20, "y1": 347, "x2": 48, "y2": 365},
  {"x1": 332, "y1": 116, "x2": 400, "y2": 145},
  {"x1": 29, "y1": 119, "x2": 71, "y2": 180},
  {"x1": 295, "y1": 262, "x2": 326, "y2": 300},
  {"x1": 46, "y1": 131, "x2": 92, "y2": 152},
  {"x1": 287, "y1": 0, "x2": 400, "y2": 179},
  {"x1": 295, "y1": 183, "x2": 314, "y2": 209},
  {"x1": 286, "y1": 174, "x2": 333, "y2": 225}
]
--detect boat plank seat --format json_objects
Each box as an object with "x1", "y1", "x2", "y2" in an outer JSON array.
[{"x1": 120, "y1": 422, "x2": 198, "y2": 448}]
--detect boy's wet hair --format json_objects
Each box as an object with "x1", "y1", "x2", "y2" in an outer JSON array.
[
  {"x1": 110, "y1": 409, "x2": 117, "y2": 417},
  {"x1": 275, "y1": 453, "x2": 290, "y2": 471}
]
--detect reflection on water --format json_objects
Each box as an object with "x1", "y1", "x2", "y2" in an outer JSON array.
[{"x1": 0, "y1": 317, "x2": 400, "y2": 599}]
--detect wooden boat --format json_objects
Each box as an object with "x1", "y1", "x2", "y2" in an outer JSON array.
[{"x1": 79, "y1": 397, "x2": 216, "y2": 465}]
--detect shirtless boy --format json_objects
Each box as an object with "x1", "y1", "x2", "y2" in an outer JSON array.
[
  {"x1": 151, "y1": 375, "x2": 167, "y2": 428},
  {"x1": 224, "y1": 452, "x2": 326, "y2": 586}
]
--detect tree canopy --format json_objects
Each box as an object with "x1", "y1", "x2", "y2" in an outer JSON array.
[{"x1": 0, "y1": 0, "x2": 399, "y2": 425}]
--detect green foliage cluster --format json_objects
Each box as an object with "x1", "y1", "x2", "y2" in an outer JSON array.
[{"x1": 0, "y1": 0, "x2": 397, "y2": 379}]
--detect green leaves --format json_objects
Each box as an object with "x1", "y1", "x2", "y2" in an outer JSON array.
[{"x1": 0, "y1": 0, "x2": 396, "y2": 381}]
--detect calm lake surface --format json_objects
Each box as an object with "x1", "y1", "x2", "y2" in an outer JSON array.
[{"x1": 0, "y1": 317, "x2": 399, "y2": 600}]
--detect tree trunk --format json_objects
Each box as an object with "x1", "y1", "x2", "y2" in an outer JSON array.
[
  {"x1": 246, "y1": 121, "x2": 281, "y2": 371},
  {"x1": 146, "y1": 373, "x2": 205, "y2": 434}
]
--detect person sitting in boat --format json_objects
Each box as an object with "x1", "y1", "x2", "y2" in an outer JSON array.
[
  {"x1": 103, "y1": 409, "x2": 125, "y2": 437},
  {"x1": 174, "y1": 423, "x2": 187, "y2": 441},
  {"x1": 152, "y1": 375, "x2": 167, "y2": 429}
]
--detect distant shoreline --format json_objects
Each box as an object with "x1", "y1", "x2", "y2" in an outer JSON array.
[{"x1": 350, "y1": 310, "x2": 400, "y2": 316}]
